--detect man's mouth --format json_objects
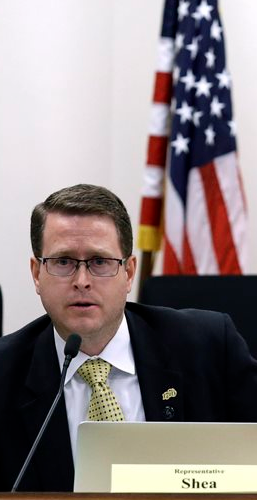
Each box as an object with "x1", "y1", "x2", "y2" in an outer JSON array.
[{"x1": 69, "y1": 302, "x2": 97, "y2": 308}]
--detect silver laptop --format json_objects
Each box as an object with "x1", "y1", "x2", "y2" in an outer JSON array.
[{"x1": 74, "y1": 421, "x2": 257, "y2": 492}]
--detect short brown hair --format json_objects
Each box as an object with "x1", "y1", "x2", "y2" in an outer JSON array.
[{"x1": 30, "y1": 184, "x2": 133, "y2": 257}]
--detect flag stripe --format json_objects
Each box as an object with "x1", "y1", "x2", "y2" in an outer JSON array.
[
  {"x1": 183, "y1": 231, "x2": 197, "y2": 275},
  {"x1": 139, "y1": 197, "x2": 163, "y2": 226},
  {"x1": 214, "y1": 152, "x2": 248, "y2": 272},
  {"x1": 156, "y1": 37, "x2": 175, "y2": 72},
  {"x1": 141, "y1": 165, "x2": 165, "y2": 198},
  {"x1": 164, "y1": 175, "x2": 184, "y2": 261},
  {"x1": 186, "y1": 167, "x2": 219, "y2": 274},
  {"x1": 149, "y1": 103, "x2": 171, "y2": 136},
  {"x1": 163, "y1": 233, "x2": 181, "y2": 274},
  {"x1": 147, "y1": 136, "x2": 169, "y2": 167},
  {"x1": 154, "y1": 72, "x2": 173, "y2": 103},
  {"x1": 200, "y1": 162, "x2": 241, "y2": 274}
]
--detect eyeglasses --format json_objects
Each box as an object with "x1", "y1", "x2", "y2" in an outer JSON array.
[{"x1": 37, "y1": 256, "x2": 127, "y2": 277}]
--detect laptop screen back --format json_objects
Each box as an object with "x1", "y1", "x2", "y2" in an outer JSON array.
[{"x1": 74, "y1": 421, "x2": 257, "y2": 492}]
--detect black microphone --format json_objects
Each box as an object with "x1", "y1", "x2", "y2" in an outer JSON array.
[{"x1": 11, "y1": 333, "x2": 82, "y2": 492}]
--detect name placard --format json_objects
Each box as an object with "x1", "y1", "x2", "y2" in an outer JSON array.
[{"x1": 111, "y1": 464, "x2": 257, "y2": 493}]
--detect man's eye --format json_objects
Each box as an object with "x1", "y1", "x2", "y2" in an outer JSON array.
[
  {"x1": 56, "y1": 258, "x2": 71, "y2": 266},
  {"x1": 93, "y1": 258, "x2": 107, "y2": 266}
]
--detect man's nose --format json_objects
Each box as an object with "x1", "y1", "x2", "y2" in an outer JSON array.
[{"x1": 72, "y1": 262, "x2": 92, "y2": 288}]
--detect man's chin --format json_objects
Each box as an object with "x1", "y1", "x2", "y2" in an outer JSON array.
[{"x1": 64, "y1": 320, "x2": 100, "y2": 339}]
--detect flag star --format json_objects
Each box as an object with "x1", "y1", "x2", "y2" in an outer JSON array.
[
  {"x1": 195, "y1": 76, "x2": 213, "y2": 97},
  {"x1": 194, "y1": 0, "x2": 214, "y2": 21},
  {"x1": 172, "y1": 133, "x2": 190, "y2": 155},
  {"x1": 211, "y1": 20, "x2": 222, "y2": 41},
  {"x1": 192, "y1": 10, "x2": 201, "y2": 23},
  {"x1": 193, "y1": 110, "x2": 203, "y2": 126},
  {"x1": 178, "y1": 0, "x2": 190, "y2": 21},
  {"x1": 176, "y1": 101, "x2": 193, "y2": 123},
  {"x1": 228, "y1": 120, "x2": 237, "y2": 136},
  {"x1": 186, "y1": 37, "x2": 200, "y2": 60},
  {"x1": 210, "y1": 96, "x2": 225, "y2": 117},
  {"x1": 205, "y1": 125, "x2": 216, "y2": 145},
  {"x1": 215, "y1": 68, "x2": 231, "y2": 88},
  {"x1": 175, "y1": 32, "x2": 185, "y2": 53},
  {"x1": 205, "y1": 47, "x2": 216, "y2": 68},
  {"x1": 180, "y1": 69, "x2": 195, "y2": 91}
]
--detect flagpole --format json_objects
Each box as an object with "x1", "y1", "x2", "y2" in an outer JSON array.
[{"x1": 137, "y1": 251, "x2": 154, "y2": 300}]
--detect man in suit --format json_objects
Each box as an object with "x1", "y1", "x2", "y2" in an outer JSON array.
[{"x1": 1, "y1": 183, "x2": 257, "y2": 492}]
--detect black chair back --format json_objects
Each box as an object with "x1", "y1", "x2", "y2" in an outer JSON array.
[
  {"x1": 139, "y1": 275, "x2": 257, "y2": 359},
  {"x1": 0, "y1": 286, "x2": 2, "y2": 337}
]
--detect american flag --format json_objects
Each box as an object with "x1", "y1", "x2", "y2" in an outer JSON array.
[{"x1": 138, "y1": 0, "x2": 247, "y2": 274}]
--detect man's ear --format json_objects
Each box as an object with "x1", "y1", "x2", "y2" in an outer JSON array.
[
  {"x1": 125, "y1": 255, "x2": 137, "y2": 293},
  {"x1": 30, "y1": 257, "x2": 41, "y2": 295}
]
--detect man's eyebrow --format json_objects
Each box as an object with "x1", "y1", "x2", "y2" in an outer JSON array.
[
  {"x1": 46, "y1": 251, "x2": 74, "y2": 258},
  {"x1": 46, "y1": 250, "x2": 113, "y2": 258}
]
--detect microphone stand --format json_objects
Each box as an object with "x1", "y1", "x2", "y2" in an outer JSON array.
[{"x1": 11, "y1": 333, "x2": 81, "y2": 493}]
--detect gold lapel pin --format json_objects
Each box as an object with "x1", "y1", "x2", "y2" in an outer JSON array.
[{"x1": 162, "y1": 388, "x2": 177, "y2": 400}]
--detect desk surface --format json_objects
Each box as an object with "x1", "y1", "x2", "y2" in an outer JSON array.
[{"x1": 1, "y1": 493, "x2": 257, "y2": 500}]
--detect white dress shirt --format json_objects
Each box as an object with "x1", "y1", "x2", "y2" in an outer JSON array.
[{"x1": 54, "y1": 315, "x2": 145, "y2": 462}]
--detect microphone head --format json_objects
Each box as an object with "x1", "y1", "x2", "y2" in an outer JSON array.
[{"x1": 64, "y1": 333, "x2": 82, "y2": 358}]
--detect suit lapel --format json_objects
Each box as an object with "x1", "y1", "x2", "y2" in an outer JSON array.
[
  {"x1": 126, "y1": 309, "x2": 184, "y2": 422},
  {"x1": 17, "y1": 323, "x2": 74, "y2": 491}
]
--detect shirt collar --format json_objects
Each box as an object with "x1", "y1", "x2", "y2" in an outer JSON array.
[{"x1": 54, "y1": 315, "x2": 135, "y2": 385}]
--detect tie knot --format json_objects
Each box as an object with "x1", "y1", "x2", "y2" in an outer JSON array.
[{"x1": 78, "y1": 358, "x2": 111, "y2": 387}]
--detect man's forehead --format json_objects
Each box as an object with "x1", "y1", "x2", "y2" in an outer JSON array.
[
  {"x1": 42, "y1": 212, "x2": 121, "y2": 250},
  {"x1": 44, "y1": 212, "x2": 116, "y2": 229}
]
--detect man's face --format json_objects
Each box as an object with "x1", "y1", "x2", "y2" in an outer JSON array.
[{"x1": 30, "y1": 212, "x2": 136, "y2": 354}]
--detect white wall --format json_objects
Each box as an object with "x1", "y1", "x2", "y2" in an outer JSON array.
[{"x1": 0, "y1": 0, "x2": 256, "y2": 334}]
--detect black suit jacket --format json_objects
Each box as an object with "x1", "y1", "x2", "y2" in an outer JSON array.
[{"x1": 1, "y1": 302, "x2": 257, "y2": 492}]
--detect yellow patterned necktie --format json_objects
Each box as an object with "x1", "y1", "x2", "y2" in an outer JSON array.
[{"x1": 77, "y1": 358, "x2": 124, "y2": 421}]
